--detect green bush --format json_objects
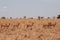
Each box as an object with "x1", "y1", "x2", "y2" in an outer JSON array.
[{"x1": 57, "y1": 14, "x2": 60, "y2": 19}]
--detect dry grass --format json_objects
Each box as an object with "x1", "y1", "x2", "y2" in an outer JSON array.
[{"x1": 0, "y1": 18, "x2": 60, "y2": 40}]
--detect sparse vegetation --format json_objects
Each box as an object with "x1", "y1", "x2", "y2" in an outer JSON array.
[
  {"x1": 29, "y1": 17, "x2": 33, "y2": 19},
  {"x1": 53, "y1": 16, "x2": 56, "y2": 19},
  {"x1": 41, "y1": 17, "x2": 44, "y2": 19}
]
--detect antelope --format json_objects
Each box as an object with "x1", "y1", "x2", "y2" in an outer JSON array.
[{"x1": 43, "y1": 22, "x2": 56, "y2": 29}]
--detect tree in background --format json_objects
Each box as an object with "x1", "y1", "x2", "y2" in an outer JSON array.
[
  {"x1": 47, "y1": 17, "x2": 50, "y2": 19},
  {"x1": 1, "y1": 17, "x2": 6, "y2": 19},
  {"x1": 29, "y1": 17, "x2": 33, "y2": 19},
  {"x1": 10, "y1": 17, "x2": 12, "y2": 19},
  {"x1": 38, "y1": 16, "x2": 40, "y2": 20},
  {"x1": 57, "y1": 14, "x2": 60, "y2": 19},
  {"x1": 24, "y1": 16, "x2": 26, "y2": 18},
  {"x1": 41, "y1": 17, "x2": 44, "y2": 19}
]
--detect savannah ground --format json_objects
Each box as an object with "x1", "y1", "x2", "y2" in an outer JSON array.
[{"x1": 0, "y1": 18, "x2": 60, "y2": 40}]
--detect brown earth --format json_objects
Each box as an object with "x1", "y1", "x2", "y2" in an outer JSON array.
[{"x1": 0, "y1": 18, "x2": 60, "y2": 40}]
